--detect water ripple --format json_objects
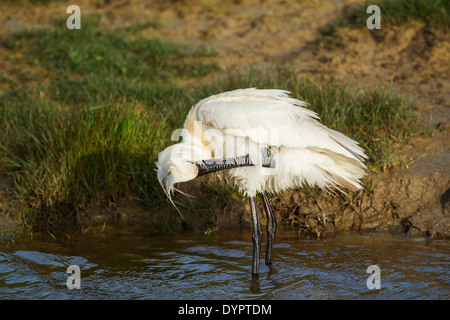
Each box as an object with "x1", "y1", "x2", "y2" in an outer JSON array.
[{"x1": 0, "y1": 231, "x2": 449, "y2": 299}]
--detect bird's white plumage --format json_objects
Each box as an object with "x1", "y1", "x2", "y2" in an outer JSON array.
[
  {"x1": 195, "y1": 88, "x2": 365, "y2": 161},
  {"x1": 156, "y1": 88, "x2": 367, "y2": 198}
]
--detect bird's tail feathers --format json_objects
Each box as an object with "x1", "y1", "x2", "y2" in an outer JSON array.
[
  {"x1": 313, "y1": 148, "x2": 366, "y2": 192},
  {"x1": 327, "y1": 128, "x2": 368, "y2": 162}
]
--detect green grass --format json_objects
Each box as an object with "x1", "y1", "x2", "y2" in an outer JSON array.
[
  {"x1": 125, "y1": 19, "x2": 162, "y2": 33},
  {"x1": 342, "y1": 0, "x2": 448, "y2": 27},
  {"x1": 318, "y1": 0, "x2": 449, "y2": 46},
  {"x1": 0, "y1": 17, "x2": 220, "y2": 229},
  {"x1": 0, "y1": 17, "x2": 426, "y2": 231},
  {"x1": 355, "y1": 0, "x2": 447, "y2": 27}
]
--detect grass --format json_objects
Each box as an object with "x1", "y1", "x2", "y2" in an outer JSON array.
[
  {"x1": 0, "y1": 16, "x2": 425, "y2": 231},
  {"x1": 318, "y1": 0, "x2": 449, "y2": 46},
  {"x1": 125, "y1": 19, "x2": 162, "y2": 33},
  {"x1": 342, "y1": 0, "x2": 448, "y2": 28},
  {"x1": 0, "y1": 17, "x2": 220, "y2": 229}
]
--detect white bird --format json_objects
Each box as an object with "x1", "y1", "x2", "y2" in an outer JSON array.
[{"x1": 156, "y1": 88, "x2": 367, "y2": 276}]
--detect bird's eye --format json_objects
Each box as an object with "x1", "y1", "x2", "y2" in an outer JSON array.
[{"x1": 168, "y1": 171, "x2": 171, "y2": 175}]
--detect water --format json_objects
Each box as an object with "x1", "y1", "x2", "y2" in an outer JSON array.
[{"x1": 0, "y1": 228, "x2": 449, "y2": 299}]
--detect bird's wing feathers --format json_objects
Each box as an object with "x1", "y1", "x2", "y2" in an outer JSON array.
[{"x1": 193, "y1": 88, "x2": 366, "y2": 161}]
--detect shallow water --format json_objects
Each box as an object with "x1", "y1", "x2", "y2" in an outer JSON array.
[{"x1": 0, "y1": 228, "x2": 449, "y2": 300}]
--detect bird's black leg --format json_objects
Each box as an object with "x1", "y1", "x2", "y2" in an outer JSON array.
[
  {"x1": 262, "y1": 191, "x2": 277, "y2": 265},
  {"x1": 249, "y1": 196, "x2": 262, "y2": 276}
]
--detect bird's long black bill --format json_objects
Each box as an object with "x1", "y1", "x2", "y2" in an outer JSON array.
[{"x1": 195, "y1": 147, "x2": 275, "y2": 177}]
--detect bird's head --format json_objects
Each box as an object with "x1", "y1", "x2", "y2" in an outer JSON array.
[{"x1": 156, "y1": 143, "x2": 201, "y2": 199}]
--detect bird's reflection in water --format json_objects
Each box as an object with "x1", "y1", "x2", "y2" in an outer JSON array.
[
  {"x1": 250, "y1": 275, "x2": 261, "y2": 294},
  {"x1": 250, "y1": 264, "x2": 278, "y2": 294}
]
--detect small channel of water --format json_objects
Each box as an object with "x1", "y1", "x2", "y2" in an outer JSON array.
[{"x1": 0, "y1": 228, "x2": 448, "y2": 299}]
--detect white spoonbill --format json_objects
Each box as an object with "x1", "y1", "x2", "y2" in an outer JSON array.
[{"x1": 156, "y1": 88, "x2": 367, "y2": 276}]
